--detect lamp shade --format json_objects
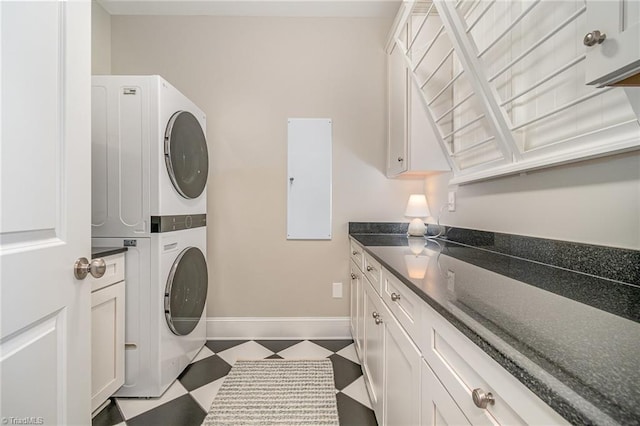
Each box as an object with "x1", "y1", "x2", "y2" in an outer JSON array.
[{"x1": 405, "y1": 194, "x2": 430, "y2": 218}]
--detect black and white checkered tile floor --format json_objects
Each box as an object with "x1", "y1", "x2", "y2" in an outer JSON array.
[{"x1": 92, "y1": 339, "x2": 377, "y2": 426}]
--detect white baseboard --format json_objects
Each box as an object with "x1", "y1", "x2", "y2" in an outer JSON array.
[{"x1": 206, "y1": 317, "x2": 352, "y2": 340}]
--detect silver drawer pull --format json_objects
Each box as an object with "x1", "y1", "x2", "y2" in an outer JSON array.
[
  {"x1": 391, "y1": 292, "x2": 401, "y2": 302},
  {"x1": 375, "y1": 317, "x2": 383, "y2": 325},
  {"x1": 472, "y1": 388, "x2": 495, "y2": 409},
  {"x1": 351, "y1": 273, "x2": 357, "y2": 280},
  {"x1": 366, "y1": 265, "x2": 374, "y2": 272},
  {"x1": 372, "y1": 311, "x2": 380, "y2": 319},
  {"x1": 352, "y1": 250, "x2": 359, "y2": 255}
]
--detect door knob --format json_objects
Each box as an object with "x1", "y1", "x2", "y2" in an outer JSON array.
[
  {"x1": 583, "y1": 30, "x2": 606, "y2": 46},
  {"x1": 74, "y1": 257, "x2": 107, "y2": 280}
]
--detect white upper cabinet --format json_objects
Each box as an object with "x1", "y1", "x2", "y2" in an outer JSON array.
[
  {"x1": 390, "y1": 0, "x2": 640, "y2": 185},
  {"x1": 386, "y1": 5, "x2": 451, "y2": 177},
  {"x1": 584, "y1": 0, "x2": 640, "y2": 86}
]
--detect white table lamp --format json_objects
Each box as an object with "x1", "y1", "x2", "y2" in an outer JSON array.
[{"x1": 405, "y1": 194, "x2": 430, "y2": 237}]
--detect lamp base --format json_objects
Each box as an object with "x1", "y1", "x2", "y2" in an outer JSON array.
[{"x1": 407, "y1": 218, "x2": 426, "y2": 237}]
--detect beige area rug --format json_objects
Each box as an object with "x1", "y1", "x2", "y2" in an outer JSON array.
[{"x1": 201, "y1": 359, "x2": 339, "y2": 426}]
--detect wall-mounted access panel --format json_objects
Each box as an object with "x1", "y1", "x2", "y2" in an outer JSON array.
[{"x1": 287, "y1": 118, "x2": 332, "y2": 240}]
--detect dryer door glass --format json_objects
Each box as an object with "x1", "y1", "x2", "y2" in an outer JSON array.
[
  {"x1": 165, "y1": 111, "x2": 209, "y2": 199},
  {"x1": 165, "y1": 246, "x2": 208, "y2": 336}
]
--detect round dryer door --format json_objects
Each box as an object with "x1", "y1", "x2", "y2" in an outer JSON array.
[
  {"x1": 164, "y1": 111, "x2": 209, "y2": 199},
  {"x1": 164, "y1": 247, "x2": 208, "y2": 336}
]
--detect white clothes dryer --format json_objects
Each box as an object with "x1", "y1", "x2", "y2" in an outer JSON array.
[
  {"x1": 91, "y1": 75, "x2": 208, "y2": 238},
  {"x1": 92, "y1": 226, "x2": 208, "y2": 397}
]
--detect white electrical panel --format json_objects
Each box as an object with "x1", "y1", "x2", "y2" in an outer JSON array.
[{"x1": 287, "y1": 118, "x2": 332, "y2": 240}]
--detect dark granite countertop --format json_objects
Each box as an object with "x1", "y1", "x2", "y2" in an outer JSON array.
[
  {"x1": 350, "y1": 233, "x2": 640, "y2": 426},
  {"x1": 91, "y1": 246, "x2": 127, "y2": 258}
]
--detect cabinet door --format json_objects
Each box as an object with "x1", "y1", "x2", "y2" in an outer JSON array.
[
  {"x1": 384, "y1": 308, "x2": 421, "y2": 426},
  {"x1": 585, "y1": 0, "x2": 640, "y2": 85},
  {"x1": 387, "y1": 39, "x2": 409, "y2": 177},
  {"x1": 363, "y1": 279, "x2": 385, "y2": 421},
  {"x1": 421, "y1": 359, "x2": 472, "y2": 426},
  {"x1": 91, "y1": 281, "x2": 125, "y2": 412},
  {"x1": 349, "y1": 260, "x2": 362, "y2": 355}
]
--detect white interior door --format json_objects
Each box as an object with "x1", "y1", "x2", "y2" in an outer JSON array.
[{"x1": 0, "y1": 1, "x2": 91, "y2": 425}]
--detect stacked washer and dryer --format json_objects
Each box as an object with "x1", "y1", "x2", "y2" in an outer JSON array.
[{"x1": 91, "y1": 75, "x2": 209, "y2": 397}]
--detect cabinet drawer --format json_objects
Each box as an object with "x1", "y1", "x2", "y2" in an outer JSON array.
[
  {"x1": 90, "y1": 253, "x2": 125, "y2": 293},
  {"x1": 363, "y1": 252, "x2": 382, "y2": 294},
  {"x1": 420, "y1": 303, "x2": 567, "y2": 426},
  {"x1": 350, "y1": 239, "x2": 365, "y2": 271},
  {"x1": 382, "y1": 269, "x2": 419, "y2": 343}
]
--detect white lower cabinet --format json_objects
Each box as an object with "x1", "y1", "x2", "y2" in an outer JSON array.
[
  {"x1": 421, "y1": 359, "x2": 471, "y2": 426},
  {"x1": 91, "y1": 253, "x2": 126, "y2": 414},
  {"x1": 349, "y1": 259, "x2": 363, "y2": 356},
  {"x1": 383, "y1": 304, "x2": 421, "y2": 426},
  {"x1": 363, "y1": 279, "x2": 385, "y2": 420},
  {"x1": 362, "y1": 274, "x2": 421, "y2": 426}
]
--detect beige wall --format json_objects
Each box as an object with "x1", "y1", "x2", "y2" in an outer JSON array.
[
  {"x1": 91, "y1": 1, "x2": 111, "y2": 74},
  {"x1": 425, "y1": 151, "x2": 640, "y2": 250},
  {"x1": 110, "y1": 16, "x2": 425, "y2": 317}
]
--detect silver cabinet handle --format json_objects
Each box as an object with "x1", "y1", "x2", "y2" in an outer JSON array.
[
  {"x1": 372, "y1": 311, "x2": 380, "y2": 319},
  {"x1": 74, "y1": 257, "x2": 106, "y2": 280},
  {"x1": 584, "y1": 30, "x2": 606, "y2": 46},
  {"x1": 352, "y1": 250, "x2": 359, "y2": 255},
  {"x1": 397, "y1": 156, "x2": 404, "y2": 162},
  {"x1": 391, "y1": 292, "x2": 401, "y2": 302},
  {"x1": 375, "y1": 317, "x2": 383, "y2": 325},
  {"x1": 351, "y1": 273, "x2": 357, "y2": 280},
  {"x1": 472, "y1": 388, "x2": 495, "y2": 409},
  {"x1": 366, "y1": 265, "x2": 374, "y2": 272}
]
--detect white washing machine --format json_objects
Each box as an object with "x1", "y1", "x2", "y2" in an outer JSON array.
[
  {"x1": 92, "y1": 226, "x2": 208, "y2": 397},
  {"x1": 91, "y1": 75, "x2": 208, "y2": 238}
]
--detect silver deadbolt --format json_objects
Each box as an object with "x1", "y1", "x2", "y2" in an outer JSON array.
[{"x1": 74, "y1": 257, "x2": 107, "y2": 280}]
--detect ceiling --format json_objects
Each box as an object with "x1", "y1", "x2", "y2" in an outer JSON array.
[{"x1": 96, "y1": 0, "x2": 403, "y2": 17}]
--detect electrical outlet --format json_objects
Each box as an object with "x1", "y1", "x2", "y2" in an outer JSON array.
[
  {"x1": 332, "y1": 282, "x2": 343, "y2": 298},
  {"x1": 448, "y1": 191, "x2": 456, "y2": 212},
  {"x1": 447, "y1": 270, "x2": 455, "y2": 293}
]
